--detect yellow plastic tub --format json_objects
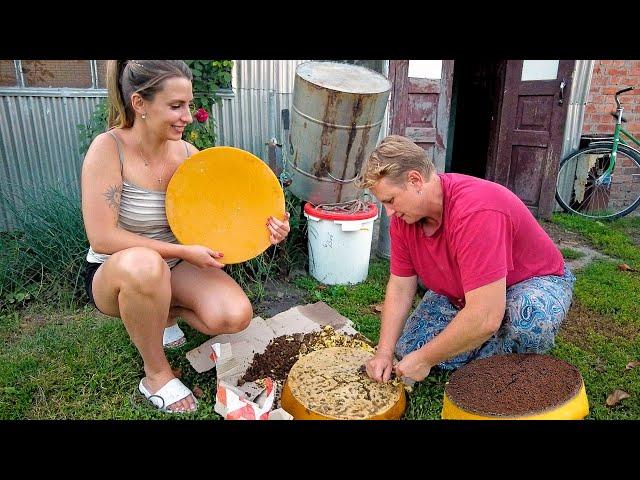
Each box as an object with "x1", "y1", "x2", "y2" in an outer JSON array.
[
  {"x1": 440, "y1": 354, "x2": 589, "y2": 420},
  {"x1": 441, "y1": 381, "x2": 589, "y2": 420}
]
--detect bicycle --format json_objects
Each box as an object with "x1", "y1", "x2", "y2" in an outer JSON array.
[{"x1": 555, "y1": 87, "x2": 640, "y2": 219}]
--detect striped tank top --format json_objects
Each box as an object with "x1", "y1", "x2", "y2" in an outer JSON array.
[{"x1": 86, "y1": 130, "x2": 187, "y2": 268}]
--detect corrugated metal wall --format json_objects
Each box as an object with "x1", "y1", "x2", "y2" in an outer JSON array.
[
  {"x1": 561, "y1": 60, "x2": 595, "y2": 158},
  {"x1": 0, "y1": 90, "x2": 105, "y2": 229},
  {"x1": 556, "y1": 60, "x2": 594, "y2": 211},
  {"x1": 211, "y1": 60, "x2": 308, "y2": 157},
  {"x1": 0, "y1": 60, "x2": 391, "y2": 231}
]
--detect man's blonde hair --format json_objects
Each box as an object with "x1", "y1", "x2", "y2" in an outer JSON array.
[{"x1": 356, "y1": 135, "x2": 435, "y2": 190}]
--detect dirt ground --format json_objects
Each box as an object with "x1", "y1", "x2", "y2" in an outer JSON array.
[
  {"x1": 252, "y1": 273, "x2": 309, "y2": 319},
  {"x1": 538, "y1": 219, "x2": 609, "y2": 270},
  {"x1": 252, "y1": 220, "x2": 612, "y2": 331},
  {"x1": 538, "y1": 220, "x2": 640, "y2": 346}
]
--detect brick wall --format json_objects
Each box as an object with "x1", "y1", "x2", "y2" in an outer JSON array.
[
  {"x1": 0, "y1": 60, "x2": 103, "y2": 88},
  {"x1": 583, "y1": 60, "x2": 640, "y2": 138},
  {"x1": 609, "y1": 153, "x2": 640, "y2": 210},
  {"x1": 582, "y1": 61, "x2": 640, "y2": 213},
  {"x1": 0, "y1": 60, "x2": 16, "y2": 86}
]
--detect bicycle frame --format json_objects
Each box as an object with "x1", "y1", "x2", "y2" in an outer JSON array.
[
  {"x1": 592, "y1": 88, "x2": 640, "y2": 182},
  {"x1": 555, "y1": 86, "x2": 640, "y2": 219}
]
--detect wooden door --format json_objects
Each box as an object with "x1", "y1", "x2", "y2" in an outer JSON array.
[
  {"x1": 488, "y1": 60, "x2": 575, "y2": 219},
  {"x1": 389, "y1": 60, "x2": 454, "y2": 172}
]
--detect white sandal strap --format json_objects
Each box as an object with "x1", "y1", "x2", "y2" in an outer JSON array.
[{"x1": 139, "y1": 378, "x2": 194, "y2": 412}]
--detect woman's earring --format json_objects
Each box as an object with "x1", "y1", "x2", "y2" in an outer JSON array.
[{"x1": 141, "y1": 113, "x2": 146, "y2": 119}]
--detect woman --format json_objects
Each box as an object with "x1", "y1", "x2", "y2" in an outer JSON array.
[{"x1": 81, "y1": 60, "x2": 290, "y2": 413}]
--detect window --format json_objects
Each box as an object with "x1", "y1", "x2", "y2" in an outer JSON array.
[
  {"x1": 521, "y1": 60, "x2": 559, "y2": 81},
  {"x1": 408, "y1": 60, "x2": 442, "y2": 79}
]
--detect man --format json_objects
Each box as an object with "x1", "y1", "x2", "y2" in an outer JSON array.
[{"x1": 358, "y1": 135, "x2": 575, "y2": 383}]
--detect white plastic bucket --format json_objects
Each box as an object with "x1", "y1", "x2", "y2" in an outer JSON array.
[{"x1": 304, "y1": 202, "x2": 378, "y2": 285}]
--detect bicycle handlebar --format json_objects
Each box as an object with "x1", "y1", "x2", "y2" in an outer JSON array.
[
  {"x1": 615, "y1": 87, "x2": 634, "y2": 109},
  {"x1": 616, "y1": 87, "x2": 634, "y2": 96}
]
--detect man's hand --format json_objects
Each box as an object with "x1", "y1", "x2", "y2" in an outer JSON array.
[
  {"x1": 395, "y1": 349, "x2": 432, "y2": 382},
  {"x1": 365, "y1": 351, "x2": 395, "y2": 383},
  {"x1": 268, "y1": 212, "x2": 291, "y2": 245}
]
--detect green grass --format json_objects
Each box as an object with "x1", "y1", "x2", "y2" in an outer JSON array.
[
  {"x1": 550, "y1": 336, "x2": 639, "y2": 419},
  {"x1": 552, "y1": 213, "x2": 640, "y2": 265},
  {"x1": 293, "y1": 259, "x2": 389, "y2": 343},
  {"x1": 560, "y1": 247, "x2": 585, "y2": 260},
  {"x1": 2, "y1": 213, "x2": 640, "y2": 419},
  {"x1": 0, "y1": 304, "x2": 221, "y2": 419},
  {"x1": 572, "y1": 260, "x2": 640, "y2": 326}
]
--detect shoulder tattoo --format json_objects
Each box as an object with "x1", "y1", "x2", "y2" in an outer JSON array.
[{"x1": 103, "y1": 184, "x2": 122, "y2": 212}]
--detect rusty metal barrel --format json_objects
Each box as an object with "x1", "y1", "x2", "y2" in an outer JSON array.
[{"x1": 288, "y1": 62, "x2": 391, "y2": 204}]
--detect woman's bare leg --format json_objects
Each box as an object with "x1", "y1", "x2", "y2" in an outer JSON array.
[
  {"x1": 169, "y1": 261, "x2": 253, "y2": 336},
  {"x1": 91, "y1": 247, "x2": 195, "y2": 412}
]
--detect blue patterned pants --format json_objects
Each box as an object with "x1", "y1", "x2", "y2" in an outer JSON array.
[{"x1": 395, "y1": 266, "x2": 576, "y2": 370}]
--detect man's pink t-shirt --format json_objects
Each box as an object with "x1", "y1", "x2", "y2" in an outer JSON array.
[{"x1": 390, "y1": 173, "x2": 564, "y2": 308}]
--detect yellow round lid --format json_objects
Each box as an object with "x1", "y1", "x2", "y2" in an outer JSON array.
[{"x1": 165, "y1": 146, "x2": 285, "y2": 264}]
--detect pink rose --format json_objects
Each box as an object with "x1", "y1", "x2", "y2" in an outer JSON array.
[{"x1": 195, "y1": 107, "x2": 209, "y2": 123}]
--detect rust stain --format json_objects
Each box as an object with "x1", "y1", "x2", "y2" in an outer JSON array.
[
  {"x1": 354, "y1": 97, "x2": 376, "y2": 176},
  {"x1": 337, "y1": 94, "x2": 366, "y2": 202},
  {"x1": 315, "y1": 89, "x2": 340, "y2": 178}
]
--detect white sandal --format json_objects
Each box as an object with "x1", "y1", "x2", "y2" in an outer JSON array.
[
  {"x1": 138, "y1": 378, "x2": 198, "y2": 413},
  {"x1": 163, "y1": 324, "x2": 186, "y2": 349}
]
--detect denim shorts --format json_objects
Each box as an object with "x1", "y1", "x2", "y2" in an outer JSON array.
[{"x1": 395, "y1": 265, "x2": 576, "y2": 370}]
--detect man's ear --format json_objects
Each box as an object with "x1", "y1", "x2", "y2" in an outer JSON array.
[{"x1": 406, "y1": 170, "x2": 425, "y2": 189}]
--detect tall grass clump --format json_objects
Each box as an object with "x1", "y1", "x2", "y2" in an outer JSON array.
[
  {"x1": 226, "y1": 190, "x2": 307, "y2": 300},
  {"x1": 0, "y1": 183, "x2": 88, "y2": 310}
]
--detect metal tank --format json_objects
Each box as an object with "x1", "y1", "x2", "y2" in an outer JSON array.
[
  {"x1": 377, "y1": 207, "x2": 391, "y2": 259},
  {"x1": 287, "y1": 61, "x2": 391, "y2": 205}
]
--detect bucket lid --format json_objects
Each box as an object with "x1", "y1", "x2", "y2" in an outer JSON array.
[
  {"x1": 304, "y1": 201, "x2": 378, "y2": 221},
  {"x1": 296, "y1": 62, "x2": 391, "y2": 95}
]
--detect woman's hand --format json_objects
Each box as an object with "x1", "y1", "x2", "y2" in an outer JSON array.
[
  {"x1": 267, "y1": 212, "x2": 291, "y2": 245},
  {"x1": 395, "y1": 349, "x2": 432, "y2": 382},
  {"x1": 180, "y1": 245, "x2": 225, "y2": 268},
  {"x1": 365, "y1": 351, "x2": 395, "y2": 383}
]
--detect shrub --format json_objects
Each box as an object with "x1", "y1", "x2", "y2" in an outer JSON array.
[{"x1": 0, "y1": 184, "x2": 88, "y2": 310}]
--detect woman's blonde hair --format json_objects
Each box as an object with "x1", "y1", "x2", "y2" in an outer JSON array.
[
  {"x1": 105, "y1": 60, "x2": 193, "y2": 129},
  {"x1": 356, "y1": 135, "x2": 435, "y2": 189}
]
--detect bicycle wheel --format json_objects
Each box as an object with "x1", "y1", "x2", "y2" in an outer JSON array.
[{"x1": 555, "y1": 142, "x2": 640, "y2": 219}]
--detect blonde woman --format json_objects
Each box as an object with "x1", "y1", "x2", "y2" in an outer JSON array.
[{"x1": 81, "y1": 60, "x2": 290, "y2": 413}]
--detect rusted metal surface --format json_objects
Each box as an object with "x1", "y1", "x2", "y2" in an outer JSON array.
[
  {"x1": 288, "y1": 62, "x2": 391, "y2": 204},
  {"x1": 434, "y1": 61, "x2": 455, "y2": 171},
  {"x1": 388, "y1": 60, "x2": 453, "y2": 172}
]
